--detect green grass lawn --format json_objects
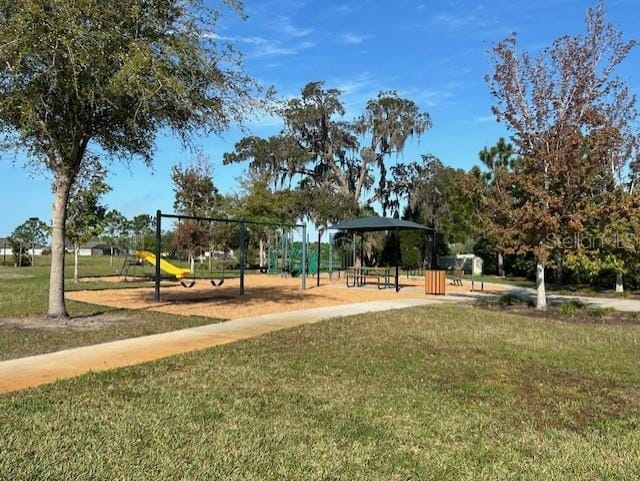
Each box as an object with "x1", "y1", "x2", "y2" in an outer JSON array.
[
  {"x1": 0, "y1": 255, "x2": 146, "y2": 317},
  {"x1": 2, "y1": 304, "x2": 639, "y2": 480},
  {"x1": 0, "y1": 256, "x2": 219, "y2": 359},
  {"x1": 0, "y1": 310, "x2": 218, "y2": 361}
]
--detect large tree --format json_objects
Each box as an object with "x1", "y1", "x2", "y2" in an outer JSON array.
[
  {"x1": 474, "y1": 138, "x2": 517, "y2": 276},
  {"x1": 0, "y1": 0, "x2": 257, "y2": 317},
  {"x1": 486, "y1": 2, "x2": 638, "y2": 309},
  {"x1": 224, "y1": 82, "x2": 430, "y2": 215}
]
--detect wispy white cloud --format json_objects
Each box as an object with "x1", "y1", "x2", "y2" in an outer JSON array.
[
  {"x1": 431, "y1": 12, "x2": 480, "y2": 29},
  {"x1": 252, "y1": 40, "x2": 315, "y2": 57},
  {"x1": 213, "y1": 32, "x2": 315, "y2": 58},
  {"x1": 404, "y1": 88, "x2": 456, "y2": 108},
  {"x1": 340, "y1": 32, "x2": 372, "y2": 45},
  {"x1": 429, "y1": 4, "x2": 497, "y2": 31},
  {"x1": 270, "y1": 16, "x2": 313, "y2": 38},
  {"x1": 474, "y1": 115, "x2": 496, "y2": 123},
  {"x1": 336, "y1": 72, "x2": 375, "y2": 96}
]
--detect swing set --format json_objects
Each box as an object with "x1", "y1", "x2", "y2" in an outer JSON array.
[{"x1": 152, "y1": 211, "x2": 308, "y2": 302}]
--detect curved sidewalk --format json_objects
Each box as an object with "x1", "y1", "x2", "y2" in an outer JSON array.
[{"x1": 0, "y1": 298, "x2": 454, "y2": 394}]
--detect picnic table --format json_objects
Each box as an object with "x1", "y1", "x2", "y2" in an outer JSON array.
[{"x1": 345, "y1": 267, "x2": 392, "y2": 289}]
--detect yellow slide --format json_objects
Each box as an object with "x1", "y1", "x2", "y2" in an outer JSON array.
[{"x1": 135, "y1": 251, "x2": 191, "y2": 279}]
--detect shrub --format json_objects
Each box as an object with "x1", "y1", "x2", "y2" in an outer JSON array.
[
  {"x1": 498, "y1": 294, "x2": 523, "y2": 306},
  {"x1": 584, "y1": 307, "x2": 615, "y2": 319}
]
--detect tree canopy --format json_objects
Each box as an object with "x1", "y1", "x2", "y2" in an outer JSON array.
[
  {"x1": 224, "y1": 81, "x2": 430, "y2": 217},
  {"x1": 485, "y1": 2, "x2": 638, "y2": 308}
]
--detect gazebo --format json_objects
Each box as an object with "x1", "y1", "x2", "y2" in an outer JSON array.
[{"x1": 328, "y1": 216, "x2": 434, "y2": 292}]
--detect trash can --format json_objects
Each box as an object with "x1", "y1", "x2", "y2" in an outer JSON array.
[{"x1": 425, "y1": 270, "x2": 446, "y2": 295}]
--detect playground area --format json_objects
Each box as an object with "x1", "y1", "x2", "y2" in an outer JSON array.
[{"x1": 66, "y1": 273, "x2": 508, "y2": 319}]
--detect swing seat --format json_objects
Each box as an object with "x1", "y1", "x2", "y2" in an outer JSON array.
[
  {"x1": 180, "y1": 279, "x2": 196, "y2": 288},
  {"x1": 210, "y1": 278, "x2": 225, "y2": 287}
]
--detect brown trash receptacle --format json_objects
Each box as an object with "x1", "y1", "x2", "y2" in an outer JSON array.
[{"x1": 425, "y1": 270, "x2": 446, "y2": 295}]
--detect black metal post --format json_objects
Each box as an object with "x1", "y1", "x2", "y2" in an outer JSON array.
[
  {"x1": 328, "y1": 233, "x2": 333, "y2": 280},
  {"x1": 301, "y1": 224, "x2": 307, "y2": 289},
  {"x1": 154, "y1": 210, "x2": 162, "y2": 302},
  {"x1": 316, "y1": 229, "x2": 322, "y2": 287},
  {"x1": 239, "y1": 218, "x2": 245, "y2": 296},
  {"x1": 395, "y1": 228, "x2": 400, "y2": 292},
  {"x1": 432, "y1": 230, "x2": 437, "y2": 270},
  {"x1": 352, "y1": 233, "x2": 356, "y2": 267}
]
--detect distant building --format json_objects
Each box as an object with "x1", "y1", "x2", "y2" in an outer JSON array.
[
  {"x1": 0, "y1": 236, "x2": 47, "y2": 257},
  {"x1": 0, "y1": 237, "x2": 10, "y2": 258},
  {"x1": 438, "y1": 254, "x2": 484, "y2": 276},
  {"x1": 75, "y1": 240, "x2": 113, "y2": 257}
]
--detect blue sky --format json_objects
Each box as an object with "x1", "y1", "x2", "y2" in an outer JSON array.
[{"x1": 1, "y1": 0, "x2": 639, "y2": 235}]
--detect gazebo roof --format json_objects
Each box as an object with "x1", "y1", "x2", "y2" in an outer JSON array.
[{"x1": 328, "y1": 216, "x2": 432, "y2": 232}]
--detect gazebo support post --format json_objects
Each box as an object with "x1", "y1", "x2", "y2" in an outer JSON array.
[
  {"x1": 395, "y1": 228, "x2": 400, "y2": 292},
  {"x1": 317, "y1": 229, "x2": 321, "y2": 287}
]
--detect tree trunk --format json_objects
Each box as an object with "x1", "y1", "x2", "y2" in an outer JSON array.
[
  {"x1": 497, "y1": 250, "x2": 505, "y2": 277},
  {"x1": 110, "y1": 246, "x2": 114, "y2": 267},
  {"x1": 555, "y1": 252, "x2": 563, "y2": 285},
  {"x1": 616, "y1": 272, "x2": 624, "y2": 293},
  {"x1": 536, "y1": 260, "x2": 547, "y2": 310},
  {"x1": 48, "y1": 177, "x2": 73, "y2": 318},
  {"x1": 73, "y1": 243, "x2": 79, "y2": 283},
  {"x1": 259, "y1": 238, "x2": 266, "y2": 268},
  {"x1": 190, "y1": 254, "x2": 195, "y2": 274}
]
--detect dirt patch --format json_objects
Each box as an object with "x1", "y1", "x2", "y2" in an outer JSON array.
[
  {"x1": 0, "y1": 313, "x2": 138, "y2": 331},
  {"x1": 67, "y1": 274, "x2": 508, "y2": 320}
]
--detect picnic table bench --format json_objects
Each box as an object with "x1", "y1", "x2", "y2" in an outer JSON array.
[{"x1": 345, "y1": 267, "x2": 392, "y2": 289}]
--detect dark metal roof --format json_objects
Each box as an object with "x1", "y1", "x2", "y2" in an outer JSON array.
[{"x1": 328, "y1": 216, "x2": 433, "y2": 232}]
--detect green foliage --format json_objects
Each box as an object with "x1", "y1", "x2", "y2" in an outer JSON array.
[
  {"x1": 225, "y1": 82, "x2": 430, "y2": 215},
  {"x1": 100, "y1": 210, "x2": 130, "y2": 252},
  {"x1": 171, "y1": 153, "x2": 219, "y2": 217},
  {"x1": 584, "y1": 307, "x2": 616, "y2": 319},
  {"x1": 0, "y1": 0, "x2": 257, "y2": 167},
  {"x1": 558, "y1": 300, "x2": 586, "y2": 317},
  {"x1": 473, "y1": 237, "x2": 497, "y2": 275},
  {"x1": 10, "y1": 217, "x2": 49, "y2": 267},
  {"x1": 66, "y1": 161, "x2": 110, "y2": 248},
  {"x1": 497, "y1": 294, "x2": 524, "y2": 306},
  {"x1": 399, "y1": 230, "x2": 423, "y2": 268},
  {"x1": 410, "y1": 156, "x2": 475, "y2": 246}
]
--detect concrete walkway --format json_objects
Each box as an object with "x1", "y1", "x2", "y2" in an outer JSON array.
[{"x1": 0, "y1": 298, "x2": 456, "y2": 394}]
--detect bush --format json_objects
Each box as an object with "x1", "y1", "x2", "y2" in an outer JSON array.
[
  {"x1": 558, "y1": 300, "x2": 586, "y2": 317},
  {"x1": 506, "y1": 254, "x2": 537, "y2": 280},
  {"x1": 473, "y1": 237, "x2": 497, "y2": 275},
  {"x1": 498, "y1": 294, "x2": 523, "y2": 306},
  {"x1": 584, "y1": 307, "x2": 615, "y2": 318}
]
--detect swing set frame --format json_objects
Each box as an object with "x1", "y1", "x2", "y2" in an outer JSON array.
[{"x1": 153, "y1": 210, "x2": 307, "y2": 302}]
